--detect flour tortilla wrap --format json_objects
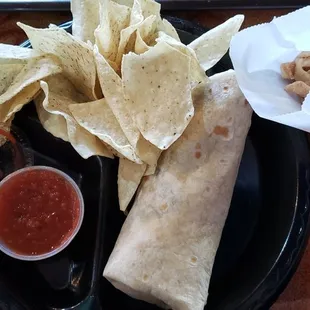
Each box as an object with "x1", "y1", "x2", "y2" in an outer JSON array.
[{"x1": 103, "y1": 70, "x2": 252, "y2": 310}]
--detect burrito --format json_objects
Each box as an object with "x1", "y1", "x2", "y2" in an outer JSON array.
[{"x1": 103, "y1": 69, "x2": 252, "y2": 310}]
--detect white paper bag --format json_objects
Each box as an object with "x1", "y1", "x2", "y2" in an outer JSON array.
[{"x1": 230, "y1": 6, "x2": 310, "y2": 132}]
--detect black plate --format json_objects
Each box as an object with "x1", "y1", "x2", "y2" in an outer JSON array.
[{"x1": 2, "y1": 17, "x2": 310, "y2": 310}]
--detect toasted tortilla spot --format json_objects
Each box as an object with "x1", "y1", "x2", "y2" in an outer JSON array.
[
  {"x1": 195, "y1": 151, "x2": 201, "y2": 159},
  {"x1": 213, "y1": 125, "x2": 229, "y2": 138}
]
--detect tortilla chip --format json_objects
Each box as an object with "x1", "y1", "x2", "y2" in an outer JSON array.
[
  {"x1": 0, "y1": 64, "x2": 24, "y2": 95},
  {"x1": 122, "y1": 41, "x2": 193, "y2": 150},
  {"x1": 139, "y1": 0, "x2": 160, "y2": 19},
  {"x1": 138, "y1": 0, "x2": 180, "y2": 41},
  {"x1": 114, "y1": 0, "x2": 134, "y2": 6},
  {"x1": 144, "y1": 163, "x2": 157, "y2": 176},
  {"x1": 94, "y1": 46, "x2": 140, "y2": 146},
  {"x1": 120, "y1": 2, "x2": 179, "y2": 56},
  {"x1": 134, "y1": 15, "x2": 157, "y2": 54},
  {"x1": 135, "y1": 134, "x2": 161, "y2": 166},
  {"x1": 114, "y1": 0, "x2": 179, "y2": 57},
  {"x1": 0, "y1": 44, "x2": 41, "y2": 64},
  {"x1": 188, "y1": 15, "x2": 244, "y2": 71},
  {"x1": 129, "y1": 0, "x2": 145, "y2": 24},
  {"x1": 35, "y1": 74, "x2": 87, "y2": 142},
  {"x1": 0, "y1": 84, "x2": 40, "y2": 123},
  {"x1": 95, "y1": 0, "x2": 131, "y2": 63},
  {"x1": 18, "y1": 22, "x2": 98, "y2": 100},
  {"x1": 43, "y1": 74, "x2": 88, "y2": 102},
  {"x1": 135, "y1": 31, "x2": 149, "y2": 55},
  {"x1": 134, "y1": 19, "x2": 180, "y2": 55},
  {"x1": 71, "y1": 0, "x2": 100, "y2": 43},
  {"x1": 34, "y1": 79, "x2": 69, "y2": 142},
  {"x1": 156, "y1": 31, "x2": 206, "y2": 87},
  {"x1": 69, "y1": 99, "x2": 141, "y2": 163},
  {"x1": 118, "y1": 158, "x2": 146, "y2": 211},
  {"x1": 115, "y1": 0, "x2": 144, "y2": 66},
  {"x1": 38, "y1": 80, "x2": 113, "y2": 159},
  {"x1": 0, "y1": 55, "x2": 62, "y2": 123},
  {"x1": 159, "y1": 19, "x2": 180, "y2": 42},
  {"x1": 35, "y1": 94, "x2": 69, "y2": 142},
  {"x1": 95, "y1": 46, "x2": 161, "y2": 165},
  {"x1": 0, "y1": 55, "x2": 61, "y2": 105}
]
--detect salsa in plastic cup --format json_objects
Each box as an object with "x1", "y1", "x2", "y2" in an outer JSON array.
[{"x1": 0, "y1": 166, "x2": 84, "y2": 261}]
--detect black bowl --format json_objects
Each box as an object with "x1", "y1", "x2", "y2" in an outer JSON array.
[{"x1": 12, "y1": 17, "x2": 310, "y2": 310}]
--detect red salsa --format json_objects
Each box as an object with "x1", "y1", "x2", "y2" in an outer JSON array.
[{"x1": 0, "y1": 169, "x2": 80, "y2": 256}]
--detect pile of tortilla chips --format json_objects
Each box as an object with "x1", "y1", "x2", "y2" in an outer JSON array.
[{"x1": 0, "y1": 0, "x2": 244, "y2": 211}]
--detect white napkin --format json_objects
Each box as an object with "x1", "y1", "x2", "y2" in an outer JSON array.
[{"x1": 230, "y1": 6, "x2": 310, "y2": 132}]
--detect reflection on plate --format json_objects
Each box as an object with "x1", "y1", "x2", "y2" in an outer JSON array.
[{"x1": 0, "y1": 125, "x2": 34, "y2": 181}]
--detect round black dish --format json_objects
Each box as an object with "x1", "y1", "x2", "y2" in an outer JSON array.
[{"x1": 20, "y1": 18, "x2": 310, "y2": 310}]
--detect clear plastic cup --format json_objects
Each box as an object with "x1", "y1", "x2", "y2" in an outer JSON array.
[{"x1": 0, "y1": 166, "x2": 84, "y2": 261}]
